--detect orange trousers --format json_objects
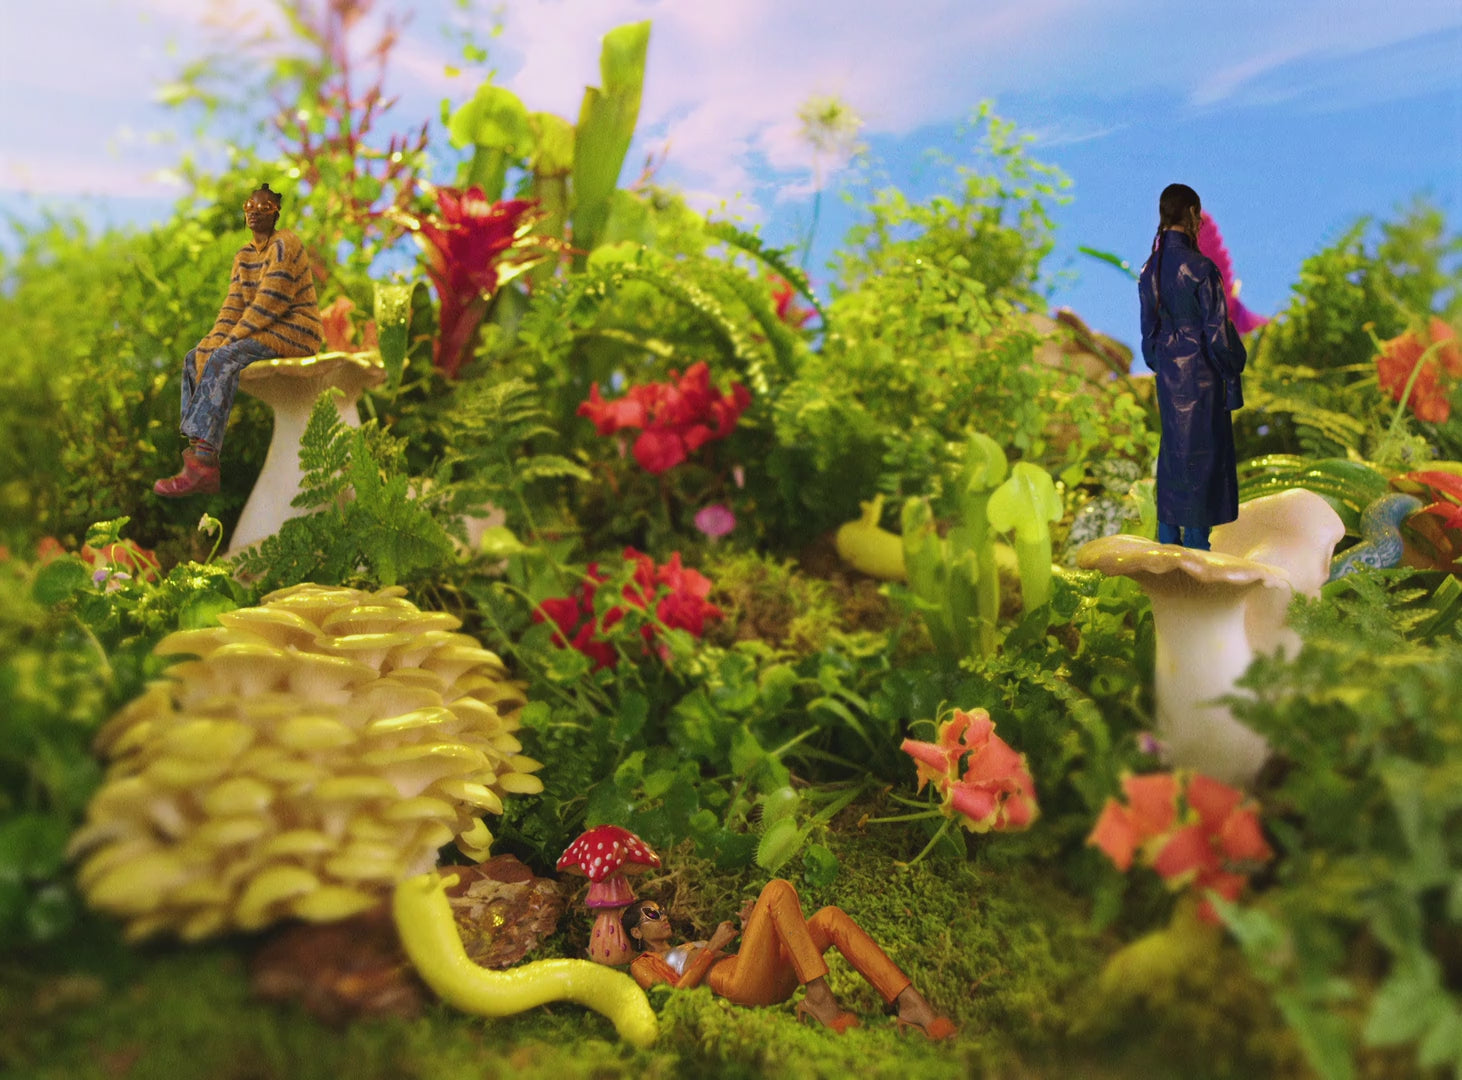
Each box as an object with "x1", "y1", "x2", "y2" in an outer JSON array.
[{"x1": 706, "y1": 878, "x2": 910, "y2": 1007}]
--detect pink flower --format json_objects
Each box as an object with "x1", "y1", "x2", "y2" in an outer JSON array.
[
  {"x1": 694, "y1": 504, "x2": 736, "y2": 540},
  {"x1": 899, "y1": 707, "x2": 1039, "y2": 834},
  {"x1": 1197, "y1": 212, "x2": 1268, "y2": 334}
]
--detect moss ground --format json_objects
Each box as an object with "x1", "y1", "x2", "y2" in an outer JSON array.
[{"x1": 0, "y1": 813, "x2": 1312, "y2": 1080}]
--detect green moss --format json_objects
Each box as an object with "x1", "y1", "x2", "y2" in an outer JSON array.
[{"x1": 2, "y1": 819, "x2": 1307, "y2": 1080}]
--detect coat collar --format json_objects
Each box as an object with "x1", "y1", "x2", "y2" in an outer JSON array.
[{"x1": 1160, "y1": 228, "x2": 1195, "y2": 248}]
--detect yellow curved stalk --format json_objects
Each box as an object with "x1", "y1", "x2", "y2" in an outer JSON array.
[
  {"x1": 391, "y1": 871, "x2": 659, "y2": 1048},
  {"x1": 834, "y1": 494, "x2": 907, "y2": 581}
]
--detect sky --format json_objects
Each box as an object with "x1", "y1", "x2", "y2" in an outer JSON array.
[{"x1": 2, "y1": 0, "x2": 1460, "y2": 352}]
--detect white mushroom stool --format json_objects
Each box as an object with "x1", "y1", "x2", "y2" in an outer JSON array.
[
  {"x1": 227, "y1": 352, "x2": 386, "y2": 555},
  {"x1": 1076, "y1": 489, "x2": 1344, "y2": 786}
]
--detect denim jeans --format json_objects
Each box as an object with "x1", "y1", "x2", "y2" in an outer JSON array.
[
  {"x1": 1157, "y1": 521, "x2": 1211, "y2": 550},
  {"x1": 180, "y1": 339, "x2": 279, "y2": 452}
]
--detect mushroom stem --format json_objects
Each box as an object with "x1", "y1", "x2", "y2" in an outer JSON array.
[
  {"x1": 1147, "y1": 581, "x2": 1272, "y2": 786},
  {"x1": 392, "y1": 871, "x2": 658, "y2": 1048},
  {"x1": 588, "y1": 906, "x2": 636, "y2": 967},
  {"x1": 228, "y1": 353, "x2": 385, "y2": 555}
]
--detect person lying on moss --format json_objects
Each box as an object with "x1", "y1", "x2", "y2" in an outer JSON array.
[
  {"x1": 153, "y1": 183, "x2": 323, "y2": 497},
  {"x1": 622, "y1": 878, "x2": 956, "y2": 1038}
]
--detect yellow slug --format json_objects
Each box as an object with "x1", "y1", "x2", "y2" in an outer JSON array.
[
  {"x1": 391, "y1": 871, "x2": 659, "y2": 1048},
  {"x1": 834, "y1": 494, "x2": 908, "y2": 581}
]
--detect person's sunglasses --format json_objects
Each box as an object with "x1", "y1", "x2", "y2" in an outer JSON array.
[{"x1": 640, "y1": 906, "x2": 664, "y2": 921}]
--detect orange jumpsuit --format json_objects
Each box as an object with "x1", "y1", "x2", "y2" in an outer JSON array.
[{"x1": 629, "y1": 878, "x2": 910, "y2": 1007}]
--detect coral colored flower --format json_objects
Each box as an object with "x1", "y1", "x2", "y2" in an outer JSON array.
[
  {"x1": 320, "y1": 296, "x2": 357, "y2": 352},
  {"x1": 1196, "y1": 212, "x2": 1268, "y2": 334},
  {"x1": 534, "y1": 548, "x2": 722, "y2": 671},
  {"x1": 769, "y1": 276, "x2": 816, "y2": 329},
  {"x1": 900, "y1": 707, "x2": 1039, "y2": 834},
  {"x1": 578, "y1": 363, "x2": 752, "y2": 475},
  {"x1": 1376, "y1": 319, "x2": 1462, "y2": 424},
  {"x1": 399, "y1": 187, "x2": 555, "y2": 379},
  {"x1": 1087, "y1": 770, "x2": 1273, "y2": 923}
]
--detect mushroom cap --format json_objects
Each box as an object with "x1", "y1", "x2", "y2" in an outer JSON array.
[
  {"x1": 1076, "y1": 534, "x2": 1290, "y2": 595},
  {"x1": 556, "y1": 825, "x2": 660, "y2": 888}
]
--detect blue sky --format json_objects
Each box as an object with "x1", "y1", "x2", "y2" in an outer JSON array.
[{"x1": 2, "y1": 0, "x2": 1460, "y2": 350}]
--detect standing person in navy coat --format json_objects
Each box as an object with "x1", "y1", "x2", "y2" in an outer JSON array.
[{"x1": 1138, "y1": 183, "x2": 1247, "y2": 550}]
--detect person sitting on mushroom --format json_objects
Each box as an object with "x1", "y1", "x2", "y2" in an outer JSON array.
[
  {"x1": 153, "y1": 182, "x2": 324, "y2": 497},
  {"x1": 620, "y1": 878, "x2": 956, "y2": 1038}
]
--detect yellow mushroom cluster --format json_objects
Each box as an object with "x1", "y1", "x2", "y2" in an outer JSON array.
[{"x1": 67, "y1": 583, "x2": 544, "y2": 943}]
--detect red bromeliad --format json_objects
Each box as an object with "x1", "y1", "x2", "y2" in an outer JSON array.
[
  {"x1": 578, "y1": 362, "x2": 752, "y2": 475},
  {"x1": 1376, "y1": 318, "x2": 1462, "y2": 424},
  {"x1": 1088, "y1": 771, "x2": 1273, "y2": 923},
  {"x1": 899, "y1": 707, "x2": 1039, "y2": 834},
  {"x1": 535, "y1": 548, "x2": 722, "y2": 671},
  {"x1": 397, "y1": 186, "x2": 557, "y2": 378}
]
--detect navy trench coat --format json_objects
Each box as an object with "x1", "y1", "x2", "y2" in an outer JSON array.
[{"x1": 1138, "y1": 230, "x2": 1247, "y2": 529}]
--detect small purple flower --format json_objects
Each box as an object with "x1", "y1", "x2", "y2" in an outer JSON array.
[
  {"x1": 92, "y1": 567, "x2": 110, "y2": 585},
  {"x1": 1137, "y1": 731, "x2": 1165, "y2": 757},
  {"x1": 694, "y1": 503, "x2": 736, "y2": 540}
]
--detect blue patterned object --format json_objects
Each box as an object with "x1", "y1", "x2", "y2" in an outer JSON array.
[{"x1": 1328, "y1": 493, "x2": 1423, "y2": 580}]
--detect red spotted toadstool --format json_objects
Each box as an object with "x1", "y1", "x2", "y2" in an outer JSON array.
[{"x1": 557, "y1": 825, "x2": 661, "y2": 966}]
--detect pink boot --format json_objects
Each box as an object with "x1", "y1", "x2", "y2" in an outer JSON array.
[{"x1": 153, "y1": 449, "x2": 220, "y2": 497}]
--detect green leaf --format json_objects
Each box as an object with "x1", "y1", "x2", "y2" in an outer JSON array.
[
  {"x1": 527, "y1": 111, "x2": 576, "y2": 176},
  {"x1": 373, "y1": 281, "x2": 414, "y2": 393},
  {"x1": 0, "y1": 814, "x2": 69, "y2": 883},
  {"x1": 613, "y1": 691, "x2": 649, "y2": 741},
  {"x1": 1076, "y1": 245, "x2": 1137, "y2": 281},
  {"x1": 756, "y1": 817, "x2": 803, "y2": 873},
  {"x1": 448, "y1": 83, "x2": 532, "y2": 152},
  {"x1": 178, "y1": 590, "x2": 237, "y2": 630},
  {"x1": 1364, "y1": 959, "x2": 1448, "y2": 1047},
  {"x1": 571, "y1": 21, "x2": 650, "y2": 264},
  {"x1": 802, "y1": 843, "x2": 840, "y2": 888},
  {"x1": 84, "y1": 516, "x2": 131, "y2": 549},
  {"x1": 478, "y1": 525, "x2": 528, "y2": 559},
  {"x1": 32, "y1": 558, "x2": 92, "y2": 606}
]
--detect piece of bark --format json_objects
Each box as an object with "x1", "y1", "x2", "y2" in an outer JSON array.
[{"x1": 250, "y1": 857, "x2": 566, "y2": 1024}]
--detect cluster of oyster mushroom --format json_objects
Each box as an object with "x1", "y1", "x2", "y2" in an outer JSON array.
[{"x1": 68, "y1": 583, "x2": 543, "y2": 942}]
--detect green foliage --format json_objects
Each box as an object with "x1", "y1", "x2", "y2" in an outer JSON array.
[
  {"x1": 1221, "y1": 570, "x2": 1462, "y2": 1079},
  {"x1": 0, "y1": 524, "x2": 242, "y2": 949},
  {"x1": 0, "y1": 216, "x2": 261, "y2": 551},
  {"x1": 229, "y1": 394, "x2": 456, "y2": 590},
  {"x1": 835, "y1": 102, "x2": 1070, "y2": 310},
  {"x1": 1238, "y1": 200, "x2": 1462, "y2": 460}
]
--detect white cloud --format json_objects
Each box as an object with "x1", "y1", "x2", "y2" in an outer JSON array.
[{"x1": 1, "y1": 152, "x2": 184, "y2": 198}]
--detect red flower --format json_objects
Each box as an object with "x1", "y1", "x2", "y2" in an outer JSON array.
[
  {"x1": 1376, "y1": 319, "x2": 1462, "y2": 424},
  {"x1": 402, "y1": 187, "x2": 556, "y2": 379},
  {"x1": 900, "y1": 707, "x2": 1039, "y2": 834},
  {"x1": 533, "y1": 548, "x2": 722, "y2": 671},
  {"x1": 1087, "y1": 770, "x2": 1273, "y2": 923},
  {"x1": 577, "y1": 363, "x2": 752, "y2": 475}
]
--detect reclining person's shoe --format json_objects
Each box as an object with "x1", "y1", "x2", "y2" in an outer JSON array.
[{"x1": 153, "y1": 450, "x2": 220, "y2": 497}]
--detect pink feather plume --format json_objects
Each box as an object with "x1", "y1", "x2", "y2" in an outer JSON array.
[{"x1": 1197, "y1": 212, "x2": 1268, "y2": 334}]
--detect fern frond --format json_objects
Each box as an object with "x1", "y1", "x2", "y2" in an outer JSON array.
[{"x1": 704, "y1": 220, "x2": 827, "y2": 323}]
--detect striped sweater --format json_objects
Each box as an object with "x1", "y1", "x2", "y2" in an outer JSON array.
[{"x1": 196, "y1": 229, "x2": 323, "y2": 370}]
